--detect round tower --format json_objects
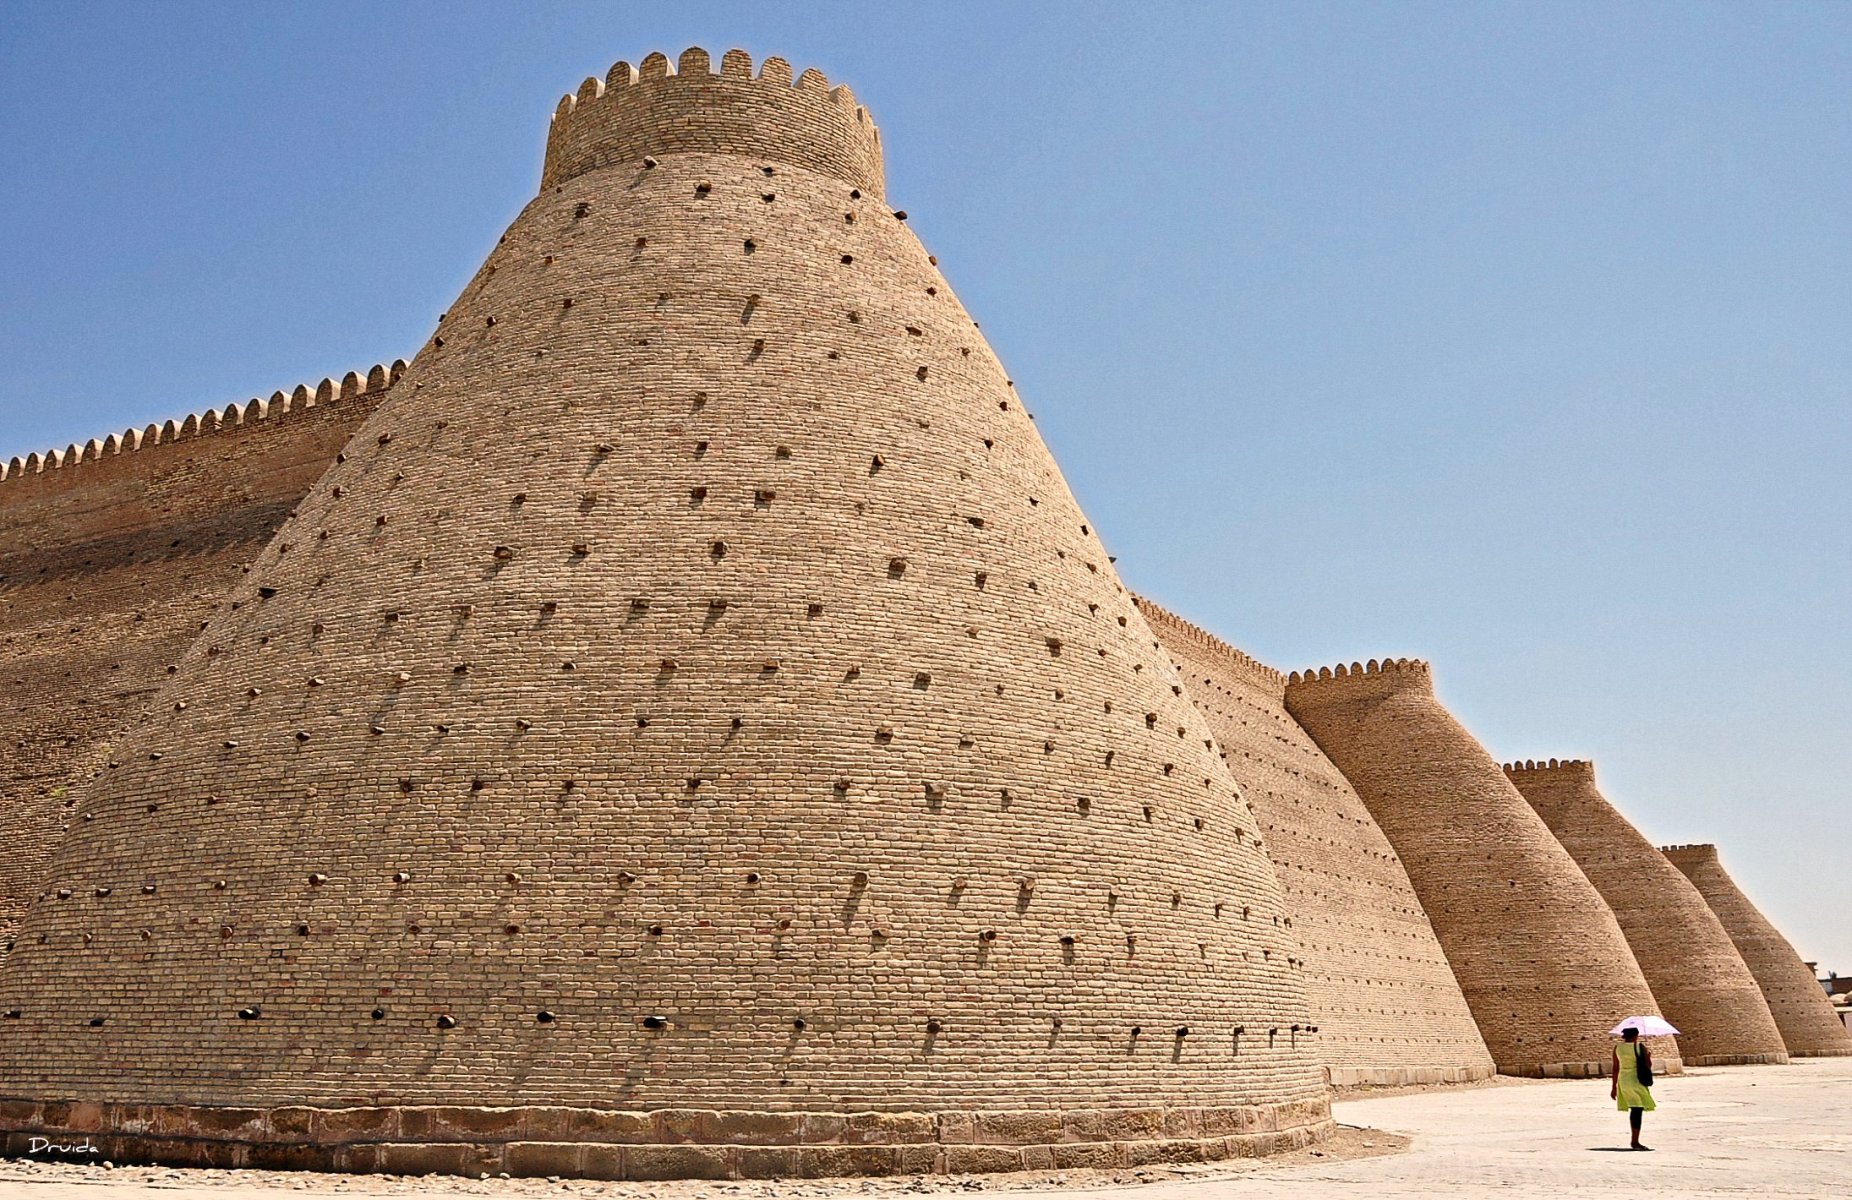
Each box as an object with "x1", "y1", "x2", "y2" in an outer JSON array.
[
  {"x1": 1662, "y1": 844, "x2": 1852, "y2": 1057},
  {"x1": 1507, "y1": 761, "x2": 1786, "y2": 1065},
  {"x1": 0, "y1": 49, "x2": 1331, "y2": 1177},
  {"x1": 1136, "y1": 600, "x2": 1494, "y2": 1087},
  {"x1": 1282, "y1": 660, "x2": 1678, "y2": 1077}
]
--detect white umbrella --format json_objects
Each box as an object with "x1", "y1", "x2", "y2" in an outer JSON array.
[{"x1": 1610, "y1": 1016, "x2": 1679, "y2": 1037}]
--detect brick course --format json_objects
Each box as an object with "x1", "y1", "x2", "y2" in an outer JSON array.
[
  {"x1": 0, "y1": 47, "x2": 1331, "y2": 1175},
  {"x1": 1508, "y1": 760, "x2": 1786, "y2": 1065},
  {"x1": 1662, "y1": 844, "x2": 1852, "y2": 1057},
  {"x1": 1136, "y1": 600, "x2": 1494, "y2": 1087},
  {"x1": 1283, "y1": 661, "x2": 1679, "y2": 1076}
]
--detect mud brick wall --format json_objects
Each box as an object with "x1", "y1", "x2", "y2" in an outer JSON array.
[
  {"x1": 1507, "y1": 760, "x2": 1786, "y2": 1065},
  {"x1": 1136, "y1": 600, "x2": 1493, "y2": 1087},
  {"x1": 1284, "y1": 660, "x2": 1678, "y2": 1077},
  {"x1": 0, "y1": 369, "x2": 400, "y2": 954},
  {"x1": 1663, "y1": 844, "x2": 1852, "y2": 1057},
  {"x1": 0, "y1": 48, "x2": 1331, "y2": 1173}
]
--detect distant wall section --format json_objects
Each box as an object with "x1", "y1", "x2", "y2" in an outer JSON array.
[
  {"x1": 0, "y1": 366, "x2": 402, "y2": 952},
  {"x1": 1663, "y1": 844, "x2": 1852, "y2": 1057},
  {"x1": 1508, "y1": 760, "x2": 1785, "y2": 1066},
  {"x1": 1138, "y1": 601, "x2": 1493, "y2": 1087},
  {"x1": 1284, "y1": 660, "x2": 1678, "y2": 1077}
]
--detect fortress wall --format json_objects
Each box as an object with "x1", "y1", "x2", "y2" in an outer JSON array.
[
  {"x1": 0, "y1": 368, "x2": 402, "y2": 952},
  {"x1": 1283, "y1": 661, "x2": 1679, "y2": 1077},
  {"x1": 1507, "y1": 761, "x2": 1786, "y2": 1065},
  {"x1": 0, "y1": 49, "x2": 1332, "y2": 1179},
  {"x1": 1136, "y1": 599, "x2": 1493, "y2": 1087},
  {"x1": 1663, "y1": 844, "x2": 1852, "y2": 1057}
]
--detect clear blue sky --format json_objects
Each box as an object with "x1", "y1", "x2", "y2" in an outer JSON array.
[{"x1": 3, "y1": 3, "x2": 1848, "y2": 972}]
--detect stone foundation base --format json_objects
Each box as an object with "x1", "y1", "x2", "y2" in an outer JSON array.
[
  {"x1": 1515, "y1": 1061, "x2": 1601, "y2": 1079},
  {"x1": 0, "y1": 1098, "x2": 1333, "y2": 1180},
  {"x1": 1327, "y1": 1062, "x2": 1498, "y2": 1089},
  {"x1": 1681, "y1": 1053, "x2": 1789, "y2": 1067},
  {"x1": 1509, "y1": 1058, "x2": 1684, "y2": 1079}
]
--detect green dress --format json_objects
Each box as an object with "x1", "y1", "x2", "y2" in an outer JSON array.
[{"x1": 1615, "y1": 1040, "x2": 1656, "y2": 1111}]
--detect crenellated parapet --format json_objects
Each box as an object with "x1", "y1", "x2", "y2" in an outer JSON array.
[
  {"x1": 1503, "y1": 758, "x2": 1596, "y2": 780},
  {"x1": 1661, "y1": 843, "x2": 1720, "y2": 860},
  {"x1": 0, "y1": 361, "x2": 406, "y2": 496},
  {"x1": 1284, "y1": 657, "x2": 1432, "y2": 704},
  {"x1": 542, "y1": 47, "x2": 884, "y2": 198},
  {"x1": 1131, "y1": 595, "x2": 1286, "y2": 696}
]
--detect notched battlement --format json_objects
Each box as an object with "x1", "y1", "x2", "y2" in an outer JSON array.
[
  {"x1": 1502, "y1": 758, "x2": 1596, "y2": 780},
  {"x1": 1660, "y1": 843, "x2": 1719, "y2": 860},
  {"x1": 0, "y1": 361, "x2": 407, "y2": 495},
  {"x1": 1132, "y1": 596, "x2": 1287, "y2": 694},
  {"x1": 542, "y1": 47, "x2": 885, "y2": 198},
  {"x1": 1284, "y1": 657, "x2": 1433, "y2": 701}
]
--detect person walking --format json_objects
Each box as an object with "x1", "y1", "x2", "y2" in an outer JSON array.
[{"x1": 1611, "y1": 1025, "x2": 1656, "y2": 1150}]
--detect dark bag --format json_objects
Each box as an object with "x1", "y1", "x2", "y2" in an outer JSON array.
[{"x1": 1637, "y1": 1043, "x2": 1654, "y2": 1087}]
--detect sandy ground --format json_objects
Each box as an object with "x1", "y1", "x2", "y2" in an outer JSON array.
[{"x1": 1, "y1": 1058, "x2": 1847, "y2": 1199}]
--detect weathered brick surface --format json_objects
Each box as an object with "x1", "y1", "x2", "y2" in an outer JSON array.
[
  {"x1": 1283, "y1": 660, "x2": 1680, "y2": 1076},
  {"x1": 0, "y1": 46, "x2": 1329, "y2": 1173},
  {"x1": 0, "y1": 369, "x2": 400, "y2": 954},
  {"x1": 1136, "y1": 601, "x2": 1494, "y2": 1087},
  {"x1": 1662, "y1": 844, "x2": 1852, "y2": 1057},
  {"x1": 1507, "y1": 760, "x2": 1787, "y2": 1065}
]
